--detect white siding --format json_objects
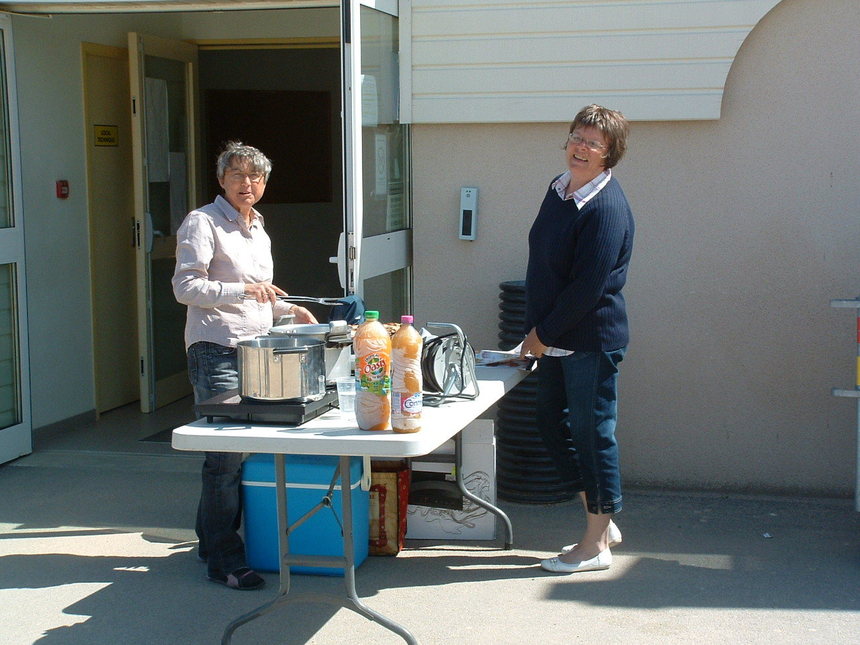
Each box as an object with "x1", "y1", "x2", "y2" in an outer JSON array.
[{"x1": 410, "y1": 0, "x2": 782, "y2": 122}]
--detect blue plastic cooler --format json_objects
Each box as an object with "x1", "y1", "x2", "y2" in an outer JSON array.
[{"x1": 241, "y1": 453, "x2": 369, "y2": 576}]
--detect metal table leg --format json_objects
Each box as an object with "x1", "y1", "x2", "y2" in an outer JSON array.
[
  {"x1": 454, "y1": 431, "x2": 514, "y2": 549},
  {"x1": 221, "y1": 454, "x2": 418, "y2": 644},
  {"x1": 335, "y1": 456, "x2": 418, "y2": 643}
]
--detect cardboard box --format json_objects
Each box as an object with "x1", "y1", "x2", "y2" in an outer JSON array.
[
  {"x1": 241, "y1": 453, "x2": 369, "y2": 576},
  {"x1": 406, "y1": 419, "x2": 496, "y2": 540}
]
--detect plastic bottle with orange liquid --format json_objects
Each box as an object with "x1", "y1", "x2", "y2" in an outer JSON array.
[
  {"x1": 353, "y1": 310, "x2": 391, "y2": 431},
  {"x1": 391, "y1": 315, "x2": 423, "y2": 433}
]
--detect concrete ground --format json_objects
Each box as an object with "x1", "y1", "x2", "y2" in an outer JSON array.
[{"x1": 0, "y1": 398, "x2": 858, "y2": 644}]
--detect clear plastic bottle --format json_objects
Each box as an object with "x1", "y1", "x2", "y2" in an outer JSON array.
[
  {"x1": 353, "y1": 310, "x2": 391, "y2": 431},
  {"x1": 391, "y1": 315, "x2": 423, "y2": 433}
]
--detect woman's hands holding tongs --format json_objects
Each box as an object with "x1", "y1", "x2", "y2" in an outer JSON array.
[
  {"x1": 244, "y1": 281, "x2": 286, "y2": 304},
  {"x1": 242, "y1": 283, "x2": 319, "y2": 323}
]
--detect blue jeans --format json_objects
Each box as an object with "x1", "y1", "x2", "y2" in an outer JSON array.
[
  {"x1": 187, "y1": 341, "x2": 246, "y2": 576},
  {"x1": 535, "y1": 349, "x2": 626, "y2": 515}
]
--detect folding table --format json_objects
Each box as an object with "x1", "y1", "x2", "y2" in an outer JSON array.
[{"x1": 172, "y1": 365, "x2": 528, "y2": 644}]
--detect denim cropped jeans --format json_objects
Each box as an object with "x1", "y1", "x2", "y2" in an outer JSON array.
[
  {"x1": 187, "y1": 341, "x2": 246, "y2": 577},
  {"x1": 535, "y1": 349, "x2": 625, "y2": 515}
]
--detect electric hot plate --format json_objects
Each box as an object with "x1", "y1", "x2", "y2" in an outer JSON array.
[{"x1": 195, "y1": 389, "x2": 338, "y2": 425}]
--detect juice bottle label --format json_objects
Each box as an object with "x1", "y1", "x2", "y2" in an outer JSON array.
[
  {"x1": 357, "y1": 352, "x2": 390, "y2": 395},
  {"x1": 393, "y1": 391, "x2": 422, "y2": 416}
]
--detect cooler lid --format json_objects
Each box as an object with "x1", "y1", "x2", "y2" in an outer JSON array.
[{"x1": 242, "y1": 453, "x2": 364, "y2": 488}]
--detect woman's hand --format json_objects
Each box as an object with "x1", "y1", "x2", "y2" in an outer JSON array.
[
  {"x1": 244, "y1": 281, "x2": 287, "y2": 304},
  {"x1": 520, "y1": 327, "x2": 547, "y2": 359},
  {"x1": 291, "y1": 306, "x2": 318, "y2": 324}
]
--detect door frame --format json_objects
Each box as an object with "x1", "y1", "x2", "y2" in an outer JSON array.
[
  {"x1": 0, "y1": 13, "x2": 32, "y2": 464},
  {"x1": 340, "y1": 0, "x2": 412, "y2": 307}
]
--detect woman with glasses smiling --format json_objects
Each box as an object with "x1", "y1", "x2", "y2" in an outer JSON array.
[
  {"x1": 520, "y1": 105, "x2": 635, "y2": 574},
  {"x1": 172, "y1": 141, "x2": 317, "y2": 590}
]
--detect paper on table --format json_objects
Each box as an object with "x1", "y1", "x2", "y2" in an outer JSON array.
[{"x1": 475, "y1": 345, "x2": 533, "y2": 368}]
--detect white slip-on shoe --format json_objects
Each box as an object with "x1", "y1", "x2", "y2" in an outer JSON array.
[
  {"x1": 561, "y1": 520, "x2": 622, "y2": 553},
  {"x1": 540, "y1": 548, "x2": 612, "y2": 573}
]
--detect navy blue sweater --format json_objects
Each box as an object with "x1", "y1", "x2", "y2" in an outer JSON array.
[{"x1": 525, "y1": 176, "x2": 634, "y2": 351}]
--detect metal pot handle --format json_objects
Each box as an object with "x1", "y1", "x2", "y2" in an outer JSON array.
[{"x1": 272, "y1": 347, "x2": 309, "y2": 355}]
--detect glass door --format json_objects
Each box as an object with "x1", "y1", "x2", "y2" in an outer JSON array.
[
  {"x1": 0, "y1": 15, "x2": 31, "y2": 465},
  {"x1": 339, "y1": 0, "x2": 412, "y2": 321},
  {"x1": 128, "y1": 33, "x2": 197, "y2": 412}
]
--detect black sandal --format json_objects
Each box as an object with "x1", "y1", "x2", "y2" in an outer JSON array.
[{"x1": 208, "y1": 567, "x2": 265, "y2": 590}]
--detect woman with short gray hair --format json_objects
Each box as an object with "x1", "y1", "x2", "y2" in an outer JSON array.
[{"x1": 173, "y1": 141, "x2": 316, "y2": 590}]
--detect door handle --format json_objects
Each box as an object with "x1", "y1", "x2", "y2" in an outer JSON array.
[
  {"x1": 328, "y1": 231, "x2": 346, "y2": 289},
  {"x1": 145, "y1": 211, "x2": 154, "y2": 253}
]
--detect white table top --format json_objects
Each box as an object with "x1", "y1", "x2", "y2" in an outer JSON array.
[{"x1": 172, "y1": 366, "x2": 528, "y2": 458}]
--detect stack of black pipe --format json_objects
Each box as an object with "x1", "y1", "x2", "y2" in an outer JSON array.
[{"x1": 495, "y1": 280, "x2": 577, "y2": 503}]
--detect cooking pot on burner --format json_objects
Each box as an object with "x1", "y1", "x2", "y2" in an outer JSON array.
[{"x1": 237, "y1": 337, "x2": 326, "y2": 402}]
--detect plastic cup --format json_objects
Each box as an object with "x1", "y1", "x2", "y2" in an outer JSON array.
[{"x1": 335, "y1": 376, "x2": 356, "y2": 415}]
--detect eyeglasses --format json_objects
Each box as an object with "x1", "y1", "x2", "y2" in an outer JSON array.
[
  {"x1": 226, "y1": 170, "x2": 264, "y2": 184},
  {"x1": 567, "y1": 133, "x2": 607, "y2": 151}
]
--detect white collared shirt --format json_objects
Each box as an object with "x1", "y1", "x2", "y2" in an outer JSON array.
[
  {"x1": 552, "y1": 168, "x2": 612, "y2": 207},
  {"x1": 543, "y1": 169, "x2": 612, "y2": 357}
]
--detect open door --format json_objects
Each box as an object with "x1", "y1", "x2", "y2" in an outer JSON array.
[
  {"x1": 84, "y1": 43, "x2": 138, "y2": 415},
  {"x1": 0, "y1": 15, "x2": 31, "y2": 465},
  {"x1": 339, "y1": 0, "x2": 412, "y2": 321},
  {"x1": 128, "y1": 33, "x2": 197, "y2": 412}
]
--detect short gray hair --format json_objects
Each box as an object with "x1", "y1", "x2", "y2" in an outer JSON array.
[{"x1": 216, "y1": 141, "x2": 273, "y2": 182}]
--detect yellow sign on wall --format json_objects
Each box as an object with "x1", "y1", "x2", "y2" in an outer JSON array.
[{"x1": 94, "y1": 124, "x2": 118, "y2": 147}]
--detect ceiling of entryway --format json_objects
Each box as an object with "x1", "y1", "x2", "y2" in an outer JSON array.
[{"x1": 0, "y1": 0, "x2": 336, "y2": 14}]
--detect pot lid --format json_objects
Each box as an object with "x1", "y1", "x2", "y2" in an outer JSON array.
[
  {"x1": 270, "y1": 323, "x2": 330, "y2": 335},
  {"x1": 269, "y1": 320, "x2": 352, "y2": 337}
]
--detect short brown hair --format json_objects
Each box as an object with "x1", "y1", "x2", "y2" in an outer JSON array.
[{"x1": 568, "y1": 104, "x2": 629, "y2": 169}]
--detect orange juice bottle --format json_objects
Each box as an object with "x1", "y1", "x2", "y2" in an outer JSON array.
[
  {"x1": 391, "y1": 315, "x2": 423, "y2": 433},
  {"x1": 353, "y1": 311, "x2": 391, "y2": 431}
]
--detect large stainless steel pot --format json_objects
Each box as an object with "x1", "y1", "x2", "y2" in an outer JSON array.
[{"x1": 237, "y1": 337, "x2": 326, "y2": 402}]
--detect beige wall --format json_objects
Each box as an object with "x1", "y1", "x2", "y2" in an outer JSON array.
[{"x1": 412, "y1": 0, "x2": 859, "y2": 496}]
